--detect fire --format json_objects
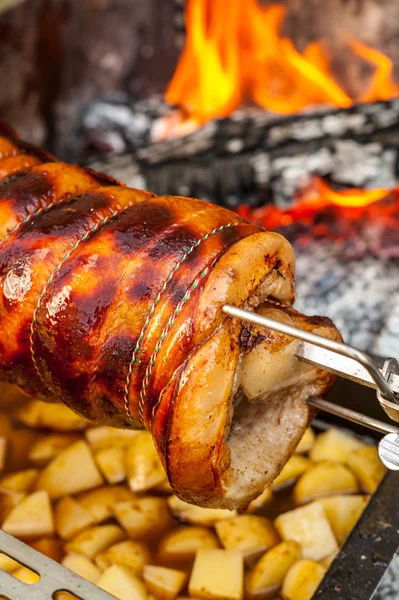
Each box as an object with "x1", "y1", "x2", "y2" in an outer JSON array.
[
  {"x1": 238, "y1": 176, "x2": 397, "y2": 231},
  {"x1": 166, "y1": 0, "x2": 399, "y2": 125},
  {"x1": 304, "y1": 177, "x2": 392, "y2": 209}
]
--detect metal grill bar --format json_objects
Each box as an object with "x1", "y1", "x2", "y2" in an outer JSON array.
[{"x1": 0, "y1": 529, "x2": 116, "y2": 600}]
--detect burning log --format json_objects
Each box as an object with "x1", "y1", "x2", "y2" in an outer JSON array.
[{"x1": 86, "y1": 97, "x2": 399, "y2": 207}]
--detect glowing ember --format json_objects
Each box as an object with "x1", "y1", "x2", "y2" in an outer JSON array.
[
  {"x1": 238, "y1": 176, "x2": 398, "y2": 232},
  {"x1": 166, "y1": 0, "x2": 399, "y2": 126}
]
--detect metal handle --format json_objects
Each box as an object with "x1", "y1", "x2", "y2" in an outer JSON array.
[
  {"x1": 307, "y1": 398, "x2": 399, "y2": 435},
  {"x1": 0, "y1": 529, "x2": 115, "y2": 600}
]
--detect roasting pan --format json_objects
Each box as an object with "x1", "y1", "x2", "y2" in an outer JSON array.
[
  {"x1": 0, "y1": 377, "x2": 397, "y2": 600},
  {"x1": 313, "y1": 377, "x2": 399, "y2": 599}
]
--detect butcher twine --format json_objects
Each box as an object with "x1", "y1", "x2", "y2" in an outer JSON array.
[
  {"x1": 0, "y1": 197, "x2": 71, "y2": 250},
  {"x1": 30, "y1": 205, "x2": 127, "y2": 392},
  {"x1": 124, "y1": 222, "x2": 241, "y2": 427}
]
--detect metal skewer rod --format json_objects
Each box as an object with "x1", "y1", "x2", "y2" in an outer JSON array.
[
  {"x1": 307, "y1": 398, "x2": 399, "y2": 435},
  {"x1": 222, "y1": 304, "x2": 397, "y2": 404}
]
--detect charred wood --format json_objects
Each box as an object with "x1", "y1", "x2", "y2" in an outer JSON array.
[{"x1": 86, "y1": 98, "x2": 399, "y2": 207}]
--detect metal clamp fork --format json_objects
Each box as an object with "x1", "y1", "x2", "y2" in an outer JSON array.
[{"x1": 222, "y1": 304, "x2": 399, "y2": 470}]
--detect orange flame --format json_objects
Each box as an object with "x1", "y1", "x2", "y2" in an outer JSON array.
[
  {"x1": 305, "y1": 177, "x2": 391, "y2": 208},
  {"x1": 238, "y1": 177, "x2": 396, "y2": 231},
  {"x1": 166, "y1": 0, "x2": 399, "y2": 125}
]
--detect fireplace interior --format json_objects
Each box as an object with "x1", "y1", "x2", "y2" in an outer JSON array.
[{"x1": 1, "y1": 0, "x2": 399, "y2": 598}]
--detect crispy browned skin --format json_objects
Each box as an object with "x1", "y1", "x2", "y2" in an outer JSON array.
[{"x1": 0, "y1": 123, "x2": 341, "y2": 509}]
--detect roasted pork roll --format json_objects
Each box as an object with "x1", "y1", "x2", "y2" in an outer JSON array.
[{"x1": 0, "y1": 123, "x2": 341, "y2": 509}]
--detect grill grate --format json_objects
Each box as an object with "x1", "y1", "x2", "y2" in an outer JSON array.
[{"x1": 0, "y1": 529, "x2": 115, "y2": 600}]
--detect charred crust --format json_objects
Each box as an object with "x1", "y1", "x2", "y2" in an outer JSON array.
[
  {"x1": 17, "y1": 142, "x2": 56, "y2": 163},
  {"x1": 274, "y1": 258, "x2": 284, "y2": 277},
  {"x1": 240, "y1": 325, "x2": 269, "y2": 353},
  {"x1": 96, "y1": 334, "x2": 135, "y2": 385},
  {"x1": 26, "y1": 192, "x2": 111, "y2": 234},
  {"x1": 240, "y1": 324, "x2": 252, "y2": 351},
  {"x1": 66, "y1": 279, "x2": 116, "y2": 338},
  {"x1": 303, "y1": 315, "x2": 336, "y2": 328},
  {"x1": 0, "y1": 172, "x2": 25, "y2": 188},
  {"x1": 168, "y1": 278, "x2": 190, "y2": 304},
  {"x1": 83, "y1": 166, "x2": 125, "y2": 187},
  {"x1": 112, "y1": 203, "x2": 176, "y2": 256},
  {"x1": 219, "y1": 223, "x2": 242, "y2": 245},
  {"x1": 0, "y1": 170, "x2": 55, "y2": 205},
  {"x1": 264, "y1": 251, "x2": 278, "y2": 266},
  {"x1": 128, "y1": 279, "x2": 156, "y2": 303},
  {"x1": 251, "y1": 333, "x2": 267, "y2": 349},
  {"x1": 146, "y1": 223, "x2": 198, "y2": 261}
]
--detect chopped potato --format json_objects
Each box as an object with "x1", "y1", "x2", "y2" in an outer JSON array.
[
  {"x1": 95, "y1": 540, "x2": 150, "y2": 573},
  {"x1": 293, "y1": 461, "x2": 358, "y2": 504},
  {"x1": 318, "y1": 495, "x2": 369, "y2": 545},
  {"x1": 30, "y1": 537, "x2": 64, "y2": 562},
  {"x1": 7, "y1": 429, "x2": 37, "y2": 471},
  {"x1": 167, "y1": 495, "x2": 236, "y2": 526},
  {"x1": 54, "y1": 496, "x2": 95, "y2": 540},
  {"x1": 2, "y1": 490, "x2": 54, "y2": 539},
  {"x1": 319, "y1": 549, "x2": 339, "y2": 570},
  {"x1": 309, "y1": 428, "x2": 363, "y2": 464},
  {"x1": 12, "y1": 566, "x2": 41, "y2": 584},
  {"x1": 35, "y1": 441, "x2": 103, "y2": 499},
  {"x1": 114, "y1": 497, "x2": 172, "y2": 540},
  {"x1": 215, "y1": 515, "x2": 280, "y2": 565},
  {"x1": 13, "y1": 400, "x2": 89, "y2": 431},
  {"x1": 143, "y1": 565, "x2": 186, "y2": 600},
  {"x1": 295, "y1": 428, "x2": 315, "y2": 455},
  {"x1": 28, "y1": 434, "x2": 79, "y2": 465},
  {"x1": 62, "y1": 552, "x2": 101, "y2": 584},
  {"x1": 189, "y1": 549, "x2": 243, "y2": 600},
  {"x1": 0, "y1": 468, "x2": 39, "y2": 493},
  {"x1": 246, "y1": 541, "x2": 302, "y2": 599},
  {"x1": 282, "y1": 559, "x2": 326, "y2": 600},
  {"x1": 66, "y1": 524, "x2": 126, "y2": 559},
  {"x1": 159, "y1": 526, "x2": 220, "y2": 563},
  {"x1": 0, "y1": 552, "x2": 22, "y2": 573},
  {"x1": 274, "y1": 501, "x2": 338, "y2": 561},
  {"x1": 95, "y1": 446, "x2": 126, "y2": 484},
  {"x1": 347, "y1": 445, "x2": 387, "y2": 493},
  {"x1": 86, "y1": 426, "x2": 140, "y2": 451},
  {"x1": 0, "y1": 384, "x2": 26, "y2": 411},
  {"x1": 272, "y1": 456, "x2": 310, "y2": 490},
  {"x1": 0, "y1": 388, "x2": 382, "y2": 600},
  {"x1": 13, "y1": 399, "x2": 89, "y2": 431},
  {"x1": 246, "y1": 487, "x2": 273, "y2": 513},
  {"x1": 125, "y1": 432, "x2": 166, "y2": 493},
  {"x1": 77, "y1": 485, "x2": 135, "y2": 523},
  {"x1": 156, "y1": 480, "x2": 174, "y2": 494},
  {"x1": 0, "y1": 488, "x2": 25, "y2": 522},
  {"x1": 97, "y1": 564, "x2": 148, "y2": 600}
]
